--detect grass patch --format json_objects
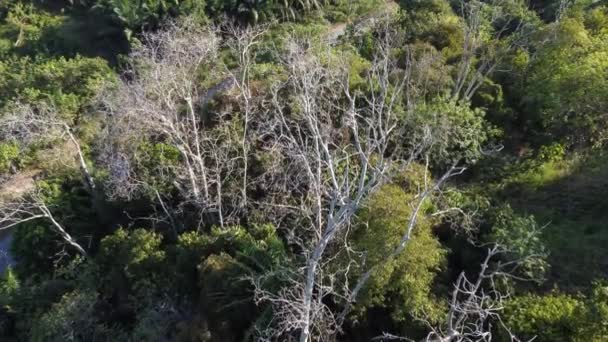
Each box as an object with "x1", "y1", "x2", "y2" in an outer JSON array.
[{"x1": 499, "y1": 151, "x2": 608, "y2": 291}]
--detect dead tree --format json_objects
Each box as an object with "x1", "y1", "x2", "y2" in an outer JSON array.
[
  {"x1": 98, "y1": 19, "x2": 269, "y2": 229},
  {"x1": 372, "y1": 244, "x2": 540, "y2": 342},
  {"x1": 425, "y1": 244, "x2": 541, "y2": 342},
  {"x1": 0, "y1": 189, "x2": 87, "y2": 256},
  {"x1": 224, "y1": 22, "x2": 268, "y2": 211},
  {"x1": 264, "y1": 39, "x2": 403, "y2": 342},
  {"x1": 250, "y1": 21, "x2": 474, "y2": 340},
  {"x1": 452, "y1": 0, "x2": 528, "y2": 101},
  {"x1": 99, "y1": 20, "x2": 226, "y2": 227},
  {"x1": 0, "y1": 103, "x2": 96, "y2": 193}
]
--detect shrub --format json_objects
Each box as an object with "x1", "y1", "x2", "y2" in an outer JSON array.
[
  {"x1": 97, "y1": 228, "x2": 168, "y2": 296},
  {"x1": 489, "y1": 205, "x2": 548, "y2": 280},
  {"x1": 0, "y1": 142, "x2": 19, "y2": 173},
  {"x1": 349, "y1": 182, "x2": 447, "y2": 323},
  {"x1": 503, "y1": 293, "x2": 585, "y2": 341},
  {"x1": 29, "y1": 291, "x2": 115, "y2": 342},
  {"x1": 0, "y1": 55, "x2": 114, "y2": 116}
]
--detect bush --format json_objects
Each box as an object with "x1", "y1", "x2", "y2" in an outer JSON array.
[
  {"x1": 194, "y1": 225, "x2": 289, "y2": 338},
  {"x1": 0, "y1": 55, "x2": 114, "y2": 116},
  {"x1": 29, "y1": 291, "x2": 114, "y2": 342},
  {"x1": 503, "y1": 287, "x2": 608, "y2": 342},
  {"x1": 407, "y1": 97, "x2": 490, "y2": 166},
  {"x1": 489, "y1": 205, "x2": 548, "y2": 280},
  {"x1": 0, "y1": 142, "x2": 19, "y2": 173},
  {"x1": 0, "y1": 268, "x2": 19, "y2": 307},
  {"x1": 11, "y1": 222, "x2": 63, "y2": 279},
  {"x1": 97, "y1": 228, "x2": 168, "y2": 298},
  {"x1": 348, "y1": 181, "x2": 447, "y2": 323},
  {"x1": 503, "y1": 293, "x2": 583, "y2": 341},
  {"x1": 537, "y1": 143, "x2": 566, "y2": 163},
  {"x1": 522, "y1": 13, "x2": 608, "y2": 147}
]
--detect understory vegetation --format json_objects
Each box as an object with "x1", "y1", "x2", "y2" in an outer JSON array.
[{"x1": 0, "y1": 0, "x2": 607, "y2": 341}]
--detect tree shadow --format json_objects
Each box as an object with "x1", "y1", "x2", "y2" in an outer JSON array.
[{"x1": 504, "y1": 153, "x2": 608, "y2": 292}]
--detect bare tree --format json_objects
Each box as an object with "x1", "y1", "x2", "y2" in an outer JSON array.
[
  {"x1": 0, "y1": 189, "x2": 87, "y2": 256},
  {"x1": 98, "y1": 19, "x2": 269, "y2": 229},
  {"x1": 250, "y1": 20, "x2": 477, "y2": 340},
  {"x1": 99, "y1": 19, "x2": 222, "y2": 225},
  {"x1": 425, "y1": 245, "x2": 520, "y2": 342},
  {"x1": 260, "y1": 35, "x2": 405, "y2": 342},
  {"x1": 223, "y1": 21, "x2": 269, "y2": 211},
  {"x1": 97, "y1": 17, "x2": 489, "y2": 341},
  {"x1": 0, "y1": 103, "x2": 96, "y2": 193},
  {"x1": 452, "y1": 0, "x2": 529, "y2": 101},
  {"x1": 0, "y1": 103, "x2": 97, "y2": 257},
  {"x1": 370, "y1": 244, "x2": 541, "y2": 342}
]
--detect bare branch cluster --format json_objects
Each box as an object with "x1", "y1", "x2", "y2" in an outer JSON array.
[
  {"x1": 0, "y1": 189, "x2": 86, "y2": 255},
  {"x1": 98, "y1": 20, "x2": 257, "y2": 228},
  {"x1": 0, "y1": 103, "x2": 96, "y2": 191},
  {"x1": 422, "y1": 244, "x2": 538, "y2": 342},
  {"x1": 452, "y1": 0, "x2": 530, "y2": 101},
  {"x1": 92, "y1": 14, "x2": 522, "y2": 342},
  {"x1": 248, "y1": 19, "x2": 479, "y2": 340}
]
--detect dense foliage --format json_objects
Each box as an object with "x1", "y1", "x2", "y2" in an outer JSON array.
[{"x1": 1, "y1": 0, "x2": 607, "y2": 341}]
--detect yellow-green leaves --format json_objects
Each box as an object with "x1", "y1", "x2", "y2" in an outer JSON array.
[{"x1": 350, "y1": 182, "x2": 446, "y2": 322}]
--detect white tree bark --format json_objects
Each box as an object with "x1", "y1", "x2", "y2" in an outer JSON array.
[
  {"x1": 94, "y1": 17, "x2": 495, "y2": 340},
  {"x1": 251, "y1": 22, "x2": 451, "y2": 341},
  {"x1": 0, "y1": 103, "x2": 96, "y2": 193},
  {"x1": 0, "y1": 190, "x2": 87, "y2": 256},
  {"x1": 452, "y1": 0, "x2": 528, "y2": 101},
  {"x1": 97, "y1": 20, "x2": 265, "y2": 229}
]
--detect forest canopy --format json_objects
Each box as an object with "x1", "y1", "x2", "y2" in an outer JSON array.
[{"x1": 1, "y1": 0, "x2": 607, "y2": 341}]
